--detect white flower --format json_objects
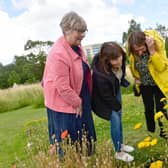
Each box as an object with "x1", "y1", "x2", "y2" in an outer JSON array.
[{"x1": 27, "y1": 142, "x2": 33, "y2": 148}]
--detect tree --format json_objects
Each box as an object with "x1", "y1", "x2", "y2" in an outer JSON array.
[
  {"x1": 0, "y1": 40, "x2": 53, "y2": 88},
  {"x1": 24, "y1": 40, "x2": 53, "y2": 54},
  {"x1": 122, "y1": 19, "x2": 142, "y2": 44},
  {"x1": 155, "y1": 24, "x2": 168, "y2": 39},
  {"x1": 14, "y1": 55, "x2": 28, "y2": 83},
  {"x1": 165, "y1": 37, "x2": 168, "y2": 57},
  {"x1": 154, "y1": 24, "x2": 168, "y2": 57},
  {"x1": 23, "y1": 40, "x2": 53, "y2": 81},
  {"x1": 8, "y1": 70, "x2": 21, "y2": 86},
  {"x1": 0, "y1": 62, "x2": 3, "y2": 69},
  {"x1": 0, "y1": 64, "x2": 15, "y2": 88}
]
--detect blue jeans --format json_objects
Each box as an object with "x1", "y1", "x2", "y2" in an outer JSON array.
[{"x1": 110, "y1": 89, "x2": 123, "y2": 152}]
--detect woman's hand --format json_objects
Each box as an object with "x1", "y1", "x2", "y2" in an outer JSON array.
[
  {"x1": 135, "y1": 78, "x2": 141, "y2": 84},
  {"x1": 145, "y1": 36, "x2": 155, "y2": 55},
  {"x1": 75, "y1": 105, "x2": 82, "y2": 118}
]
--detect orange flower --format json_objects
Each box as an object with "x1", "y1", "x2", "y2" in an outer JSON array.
[
  {"x1": 61, "y1": 130, "x2": 68, "y2": 139},
  {"x1": 12, "y1": 165, "x2": 16, "y2": 168}
]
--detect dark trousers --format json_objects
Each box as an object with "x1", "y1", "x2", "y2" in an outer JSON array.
[{"x1": 140, "y1": 85, "x2": 167, "y2": 132}]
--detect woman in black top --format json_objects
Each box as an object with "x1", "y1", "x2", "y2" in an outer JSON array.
[{"x1": 92, "y1": 42, "x2": 134, "y2": 162}]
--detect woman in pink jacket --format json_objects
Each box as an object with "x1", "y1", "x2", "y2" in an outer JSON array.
[{"x1": 42, "y1": 11, "x2": 96, "y2": 157}]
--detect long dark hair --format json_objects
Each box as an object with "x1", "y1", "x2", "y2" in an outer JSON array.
[
  {"x1": 128, "y1": 31, "x2": 159, "y2": 56},
  {"x1": 98, "y1": 42, "x2": 125, "y2": 74}
]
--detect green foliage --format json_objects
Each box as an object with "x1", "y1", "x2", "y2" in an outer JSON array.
[
  {"x1": 0, "y1": 107, "x2": 46, "y2": 168},
  {"x1": 121, "y1": 83, "x2": 133, "y2": 95},
  {"x1": 0, "y1": 82, "x2": 167, "y2": 167},
  {"x1": 0, "y1": 63, "x2": 15, "y2": 88},
  {"x1": 165, "y1": 37, "x2": 168, "y2": 57},
  {"x1": 0, "y1": 72, "x2": 9, "y2": 88},
  {"x1": 1, "y1": 94, "x2": 167, "y2": 167},
  {"x1": 155, "y1": 24, "x2": 168, "y2": 39},
  {"x1": 0, "y1": 39, "x2": 53, "y2": 89},
  {"x1": 14, "y1": 52, "x2": 47, "y2": 84},
  {"x1": 0, "y1": 62, "x2": 3, "y2": 68},
  {"x1": 8, "y1": 70, "x2": 21, "y2": 86},
  {"x1": 24, "y1": 40, "x2": 53, "y2": 51},
  {"x1": 154, "y1": 24, "x2": 168, "y2": 58}
]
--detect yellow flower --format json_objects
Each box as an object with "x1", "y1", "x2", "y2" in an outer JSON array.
[
  {"x1": 143, "y1": 141, "x2": 151, "y2": 147},
  {"x1": 137, "y1": 141, "x2": 150, "y2": 149},
  {"x1": 134, "y1": 122, "x2": 142, "y2": 129},
  {"x1": 163, "y1": 104, "x2": 168, "y2": 110},
  {"x1": 160, "y1": 97, "x2": 167, "y2": 102},
  {"x1": 154, "y1": 111, "x2": 164, "y2": 121},
  {"x1": 137, "y1": 142, "x2": 145, "y2": 149},
  {"x1": 144, "y1": 136, "x2": 151, "y2": 142},
  {"x1": 149, "y1": 160, "x2": 163, "y2": 168},
  {"x1": 150, "y1": 138, "x2": 157, "y2": 146}
]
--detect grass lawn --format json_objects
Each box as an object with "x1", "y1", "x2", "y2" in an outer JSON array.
[
  {"x1": 0, "y1": 94, "x2": 168, "y2": 167},
  {"x1": 0, "y1": 106, "x2": 46, "y2": 168}
]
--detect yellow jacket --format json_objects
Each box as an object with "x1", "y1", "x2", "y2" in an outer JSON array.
[{"x1": 129, "y1": 30, "x2": 168, "y2": 98}]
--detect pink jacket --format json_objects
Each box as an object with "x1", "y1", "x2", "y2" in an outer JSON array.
[{"x1": 42, "y1": 36, "x2": 92, "y2": 113}]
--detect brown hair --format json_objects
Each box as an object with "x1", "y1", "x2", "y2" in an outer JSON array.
[
  {"x1": 99, "y1": 42, "x2": 125, "y2": 74},
  {"x1": 128, "y1": 30, "x2": 159, "y2": 56}
]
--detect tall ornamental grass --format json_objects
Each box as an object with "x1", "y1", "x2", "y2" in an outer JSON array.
[
  {"x1": 0, "y1": 83, "x2": 44, "y2": 113},
  {"x1": 0, "y1": 65, "x2": 133, "y2": 114}
]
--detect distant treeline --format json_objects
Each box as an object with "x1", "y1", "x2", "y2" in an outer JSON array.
[{"x1": 0, "y1": 40, "x2": 53, "y2": 89}]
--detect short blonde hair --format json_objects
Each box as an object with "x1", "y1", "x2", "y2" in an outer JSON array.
[{"x1": 60, "y1": 11, "x2": 87, "y2": 34}]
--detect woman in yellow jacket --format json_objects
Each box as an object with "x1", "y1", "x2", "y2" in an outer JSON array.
[{"x1": 127, "y1": 30, "x2": 168, "y2": 138}]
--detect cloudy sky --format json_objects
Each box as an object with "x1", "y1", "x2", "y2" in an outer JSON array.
[{"x1": 0, "y1": 0, "x2": 168, "y2": 65}]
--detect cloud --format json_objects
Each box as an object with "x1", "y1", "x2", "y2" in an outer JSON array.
[
  {"x1": 112, "y1": 0, "x2": 135, "y2": 5},
  {"x1": 0, "y1": 11, "x2": 25, "y2": 64},
  {"x1": 11, "y1": 0, "x2": 34, "y2": 10},
  {"x1": 0, "y1": 0, "x2": 142, "y2": 65}
]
